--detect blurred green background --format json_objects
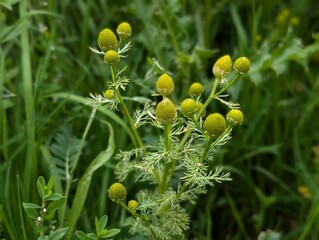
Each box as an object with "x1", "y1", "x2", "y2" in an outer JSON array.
[{"x1": 1, "y1": 0, "x2": 319, "y2": 239}]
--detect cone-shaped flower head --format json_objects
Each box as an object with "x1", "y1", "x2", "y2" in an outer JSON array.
[
  {"x1": 233, "y1": 57, "x2": 251, "y2": 74},
  {"x1": 156, "y1": 73, "x2": 174, "y2": 97},
  {"x1": 128, "y1": 200, "x2": 138, "y2": 210},
  {"x1": 116, "y1": 22, "x2": 132, "y2": 39},
  {"x1": 108, "y1": 183, "x2": 127, "y2": 203},
  {"x1": 189, "y1": 82, "x2": 204, "y2": 97},
  {"x1": 98, "y1": 28, "x2": 118, "y2": 52},
  {"x1": 104, "y1": 89, "x2": 115, "y2": 99},
  {"x1": 104, "y1": 50, "x2": 120, "y2": 65},
  {"x1": 227, "y1": 109, "x2": 243, "y2": 126},
  {"x1": 155, "y1": 98, "x2": 177, "y2": 125},
  {"x1": 203, "y1": 113, "x2": 226, "y2": 137},
  {"x1": 181, "y1": 98, "x2": 198, "y2": 117},
  {"x1": 212, "y1": 55, "x2": 232, "y2": 79}
]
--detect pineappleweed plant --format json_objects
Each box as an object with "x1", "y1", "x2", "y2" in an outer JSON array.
[{"x1": 89, "y1": 22, "x2": 251, "y2": 239}]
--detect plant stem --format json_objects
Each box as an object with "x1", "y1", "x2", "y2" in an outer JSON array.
[
  {"x1": 198, "y1": 136, "x2": 214, "y2": 163},
  {"x1": 119, "y1": 202, "x2": 158, "y2": 239},
  {"x1": 60, "y1": 107, "x2": 97, "y2": 226},
  {"x1": 20, "y1": 0, "x2": 36, "y2": 201},
  {"x1": 158, "y1": 124, "x2": 172, "y2": 194},
  {"x1": 110, "y1": 66, "x2": 144, "y2": 149},
  {"x1": 176, "y1": 126, "x2": 232, "y2": 199},
  {"x1": 178, "y1": 78, "x2": 220, "y2": 150}
]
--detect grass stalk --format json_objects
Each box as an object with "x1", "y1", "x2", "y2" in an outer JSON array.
[{"x1": 20, "y1": 0, "x2": 36, "y2": 201}]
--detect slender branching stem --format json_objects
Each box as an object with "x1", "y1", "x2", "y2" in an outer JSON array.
[
  {"x1": 110, "y1": 66, "x2": 144, "y2": 149},
  {"x1": 176, "y1": 125, "x2": 232, "y2": 199},
  {"x1": 60, "y1": 107, "x2": 97, "y2": 226},
  {"x1": 119, "y1": 202, "x2": 158, "y2": 239},
  {"x1": 158, "y1": 124, "x2": 172, "y2": 194}
]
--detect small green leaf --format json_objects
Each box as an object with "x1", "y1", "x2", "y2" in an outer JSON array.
[
  {"x1": 23, "y1": 207, "x2": 39, "y2": 220},
  {"x1": 46, "y1": 198, "x2": 65, "y2": 213},
  {"x1": 98, "y1": 215, "x2": 108, "y2": 233},
  {"x1": 38, "y1": 236, "x2": 49, "y2": 240},
  {"x1": 75, "y1": 231, "x2": 89, "y2": 240},
  {"x1": 22, "y1": 202, "x2": 41, "y2": 209},
  {"x1": 48, "y1": 227, "x2": 69, "y2": 240},
  {"x1": 101, "y1": 228, "x2": 120, "y2": 238},
  {"x1": 45, "y1": 193, "x2": 63, "y2": 201},
  {"x1": 47, "y1": 176, "x2": 55, "y2": 190},
  {"x1": 95, "y1": 217, "x2": 100, "y2": 235},
  {"x1": 37, "y1": 176, "x2": 46, "y2": 198}
]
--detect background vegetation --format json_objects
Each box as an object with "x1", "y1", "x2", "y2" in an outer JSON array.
[{"x1": 1, "y1": 0, "x2": 319, "y2": 239}]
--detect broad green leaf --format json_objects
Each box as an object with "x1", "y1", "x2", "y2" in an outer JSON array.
[
  {"x1": 95, "y1": 217, "x2": 100, "y2": 235},
  {"x1": 47, "y1": 176, "x2": 55, "y2": 190},
  {"x1": 102, "y1": 228, "x2": 121, "y2": 238},
  {"x1": 45, "y1": 193, "x2": 62, "y2": 201},
  {"x1": 22, "y1": 202, "x2": 41, "y2": 209},
  {"x1": 38, "y1": 236, "x2": 49, "y2": 240},
  {"x1": 37, "y1": 176, "x2": 46, "y2": 198},
  {"x1": 98, "y1": 215, "x2": 108, "y2": 234},
  {"x1": 64, "y1": 122, "x2": 115, "y2": 240},
  {"x1": 48, "y1": 227, "x2": 69, "y2": 240},
  {"x1": 75, "y1": 231, "x2": 88, "y2": 240},
  {"x1": 46, "y1": 198, "x2": 65, "y2": 213},
  {"x1": 23, "y1": 207, "x2": 38, "y2": 220}
]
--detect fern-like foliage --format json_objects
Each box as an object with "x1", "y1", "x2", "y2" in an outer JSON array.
[{"x1": 49, "y1": 125, "x2": 83, "y2": 181}]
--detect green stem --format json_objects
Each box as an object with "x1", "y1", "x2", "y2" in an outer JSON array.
[
  {"x1": 110, "y1": 66, "x2": 144, "y2": 149},
  {"x1": 60, "y1": 107, "x2": 97, "y2": 226},
  {"x1": 158, "y1": 124, "x2": 172, "y2": 194},
  {"x1": 176, "y1": 126, "x2": 232, "y2": 199},
  {"x1": 119, "y1": 202, "x2": 158, "y2": 239},
  {"x1": 198, "y1": 136, "x2": 214, "y2": 163},
  {"x1": 20, "y1": 0, "x2": 36, "y2": 201}
]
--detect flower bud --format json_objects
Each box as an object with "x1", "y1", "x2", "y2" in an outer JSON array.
[
  {"x1": 203, "y1": 113, "x2": 226, "y2": 137},
  {"x1": 212, "y1": 55, "x2": 232, "y2": 79},
  {"x1": 128, "y1": 200, "x2": 138, "y2": 210},
  {"x1": 104, "y1": 50, "x2": 120, "y2": 65},
  {"x1": 104, "y1": 89, "x2": 115, "y2": 99},
  {"x1": 180, "y1": 98, "x2": 198, "y2": 117},
  {"x1": 156, "y1": 73, "x2": 174, "y2": 97},
  {"x1": 98, "y1": 28, "x2": 118, "y2": 52},
  {"x1": 227, "y1": 109, "x2": 243, "y2": 126},
  {"x1": 108, "y1": 183, "x2": 127, "y2": 203},
  {"x1": 116, "y1": 22, "x2": 132, "y2": 39},
  {"x1": 233, "y1": 57, "x2": 251, "y2": 74},
  {"x1": 189, "y1": 82, "x2": 204, "y2": 97},
  {"x1": 155, "y1": 98, "x2": 177, "y2": 125}
]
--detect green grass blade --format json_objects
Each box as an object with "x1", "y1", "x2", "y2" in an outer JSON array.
[{"x1": 64, "y1": 121, "x2": 115, "y2": 239}]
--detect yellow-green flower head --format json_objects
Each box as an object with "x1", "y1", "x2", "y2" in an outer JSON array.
[
  {"x1": 275, "y1": 9, "x2": 290, "y2": 26},
  {"x1": 104, "y1": 89, "x2": 115, "y2": 99},
  {"x1": 116, "y1": 22, "x2": 132, "y2": 39},
  {"x1": 233, "y1": 57, "x2": 251, "y2": 74},
  {"x1": 155, "y1": 98, "x2": 177, "y2": 125},
  {"x1": 98, "y1": 28, "x2": 118, "y2": 52},
  {"x1": 128, "y1": 200, "x2": 138, "y2": 210},
  {"x1": 181, "y1": 98, "x2": 198, "y2": 117},
  {"x1": 203, "y1": 113, "x2": 226, "y2": 137},
  {"x1": 290, "y1": 17, "x2": 300, "y2": 26},
  {"x1": 196, "y1": 102, "x2": 206, "y2": 117},
  {"x1": 227, "y1": 109, "x2": 243, "y2": 126},
  {"x1": 156, "y1": 73, "x2": 174, "y2": 97},
  {"x1": 189, "y1": 82, "x2": 204, "y2": 97},
  {"x1": 104, "y1": 50, "x2": 120, "y2": 65},
  {"x1": 212, "y1": 55, "x2": 232, "y2": 79},
  {"x1": 108, "y1": 183, "x2": 127, "y2": 203}
]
